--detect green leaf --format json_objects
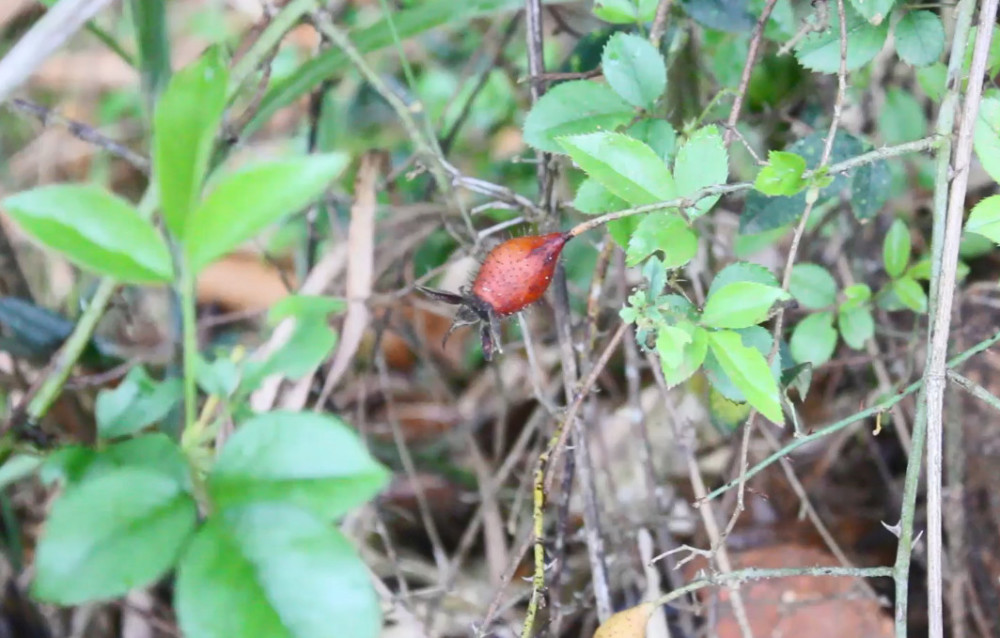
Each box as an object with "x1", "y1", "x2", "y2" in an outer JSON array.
[
  {"x1": 879, "y1": 88, "x2": 927, "y2": 145},
  {"x1": 96, "y1": 367, "x2": 182, "y2": 439},
  {"x1": 754, "y1": 151, "x2": 807, "y2": 196},
  {"x1": 701, "y1": 281, "x2": 790, "y2": 329},
  {"x1": 559, "y1": 132, "x2": 677, "y2": 205},
  {"x1": 974, "y1": 96, "x2": 1000, "y2": 183},
  {"x1": 789, "y1": 263, "x2": 838, "y2": 309},
  {"x1": 522, "y1": 81, "x2": 635, "y2": 153},
  {"x1": 2, "y1": 185, "x2": 172, "y2": 283},
  {"x1": 850, "y1": 158, "x2": 891, "y2": 220},
  {"x1": 626, "y1": 213, "x2": 697, "y2": 267},
  {"x1": 838, "y1": 305, "x2": 874, "y2": 349},
  {"x1": 965, "y1": 195, "x2": 1000, "y2": 243},
  {"x1": 795, "y1": 2, "x2": 889, "y2": 73},
  {"x1": 153, "y1": 47, "x2": 228, "y2": 238},
  {"x1": 209, "y1": 411, "x2": 389, "y2": 520},
  {"x1": 893, "y1": 276, "x2": 927, "y2": 313},
  {"x1": 841, "y1": 283, "x2": 872, "y2": 309},
  {"x1": 0, "y1": 454, "x2": 43, "y2": 490},
  {"x1": 32, "y1": 469, "x2": 197, "y2": 604},
  {"x1": 573, "y1": 178, "x2": 627, "y2": 215},
  {"x1": 601, "y1": 33, "x2": 667, "y2": 110},
  {"x1": 680, "y1": 0, "x2": 755, "y2": 32},
  {"x1": 894, "y1": 10, "x2": 945, "y2": 66},
  {"x1": 593, "y1": 0, "x2": 658, "y2": 23},
  {"x1": 883, "y1": 218, "x2": 911, "y2": 278},
  {"x1": 849, "y1": 0, "x2": 894, "y2": 25},
  {"x1": 627, "y1": 119, "x2": 677, "y2": 162},
  {"x1": 707, "y1": 330, "x2": 784, "y2": 424},
  {"x1": 43, "y1": 434, "x2": 192, "y2": 492},
  {"x1": 185, "y1": 154, "x2": 349, "y2": 272},
  {"x1": 741, "y1": 131, "x2": 864, "y2": 234},
  {"x1": 707, "y1": 262, "x2": 779, "y2": 298},
  {"x1": 196, "y1": 356, "x2": 240, "y2": 397},
  {"x1": 916, "y1": 63, "x2": 947, "y2": 100},
  {"x1": 790, "y1": 312, "x2": 837, "y2": 366},
  {"x1": 658, "y1": 324, "x2": 708, "y2": 387},
  {"x1": 674, "y1": 125, "x2": 728, "y2": 218},
  {"x1": 176, "y1": 504, "x2": 380, "y2": 638}
]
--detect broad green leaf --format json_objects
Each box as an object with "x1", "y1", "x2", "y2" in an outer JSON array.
[
  {"x1": 658, "y1": 324, "x2": 708, "y2": 387},
  {"x1": 96, "y1": 367, "x2": 182, "y2": 439},
  {"x1": 154, "y1": 48, "x2": 228, "y2": 238},
  {"x1": 790, "y1": 312, "x2": 837, "y2": 366},
  {"x1": 176, "y1": 504, "x2": 380, "y2": 638},
  {"x1": 196, "y1": 356, "x2": 240, "y2": 397},
  {"x1": 3, "y1": 185, "x2": 172, "y2": 283},
  {"x1": 674, "y1": 126, "x2": 728, "y2": 218},
  {"x1": 594, "y1": 0, "x2": 658, "y2": 23},
  {"x1": 850, "y1": 158, "x2": 891, "y2": 220},
  {"x1": 707, "y1": 330, "x2": 784, "y2": 424},
  {"x1": 974, "y1": 96, "x2": 1000, "y2": 183},
  {"x1": 795, "y1": 2, "x2": 889, "y2": 73},
  {"x1": 893, "y1": 276, "x2": 927, "y2": 313},
  {"x1": 626, "y1": 213, "x2": 697, "y2": 267},
  {"x1": 883, "y1": 218, "x2": 911, "y2": 278},
  {"x1": 209, "y1": 411, "x2": 389, "y2": 520},
  {"x1": 701, "y1": 281, "x2": 790, "y2": 329},
  {"x1": 559, "y1": 132, "x2": 677, "y2": 205},
  {"x1": 704, "y1": 326, "x2": 783, "y2": 401},
  {"x1": 185, "y1": 154, "x2": 349, "y2": 272},
  {"x1": 965, "y1": 195, "x2": 1000, "y2": 243},
  {"x1": 849, "y1": 0, "x2": 894, "y2": 25},
  {"x1": 960, "y1": 231, "x2": 996, "y2": 258},
  {"x1": 627, "y1": 119, "x2": 677, "y2": 162},
  {"x1": 755, "y1": 151, "x2": 807, "y2": 196},
  {"x1": 894, "y1": 10, "x2": 945, "y2": 66},
  {"x1": 32, "y1": 469, "x2": 197, "y2": 604},
  {"x1": 707, "y1": 262, "x2": 779, "y2": 298},
  {"x1": 602, "y1": 33, "x2": 667, "y2": 110},
  {"x1": 656, "y1": 324, "x2": 692, "y2": 369},
  {"x1": 680, "y1": 0, "x2": 755, "y2": 32},
  {"x1": 43, "y1": 435, "x2": 192, "y2": 492},
  {"x1": 916, "y1": 63, "x2": 947, "y2": 100},
  {"x1": 573, "y1": 178, "x2": 627, "y2": 214},
  {"x1": 523, "y1": 81, "x2": 634, "y2": 153},
  {"x1": 789, "y1": 263, "x2": 837, "y2": 309},
  {"x1": 741, "y1": 131, "x2": 864, "y2": 234},
  {"x1": 838, "y1": 305, "x2": 874, "y2": 349},
  {"x1": 841, "y1": 283, "x2": 872, "y2": 312},
  {"x1": 879, "y1": 88, "x2": 926, "y2": 144}
]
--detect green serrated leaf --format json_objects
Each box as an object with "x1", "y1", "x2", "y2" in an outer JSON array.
[
  {"x1": 965, "y1": 195, "x2": 1000, "y2": 243},
  {"x1": 707, "y1": 330, "x2": 784, "y2": 424},
  {"x1": 883, "y1": 218, "x2": 912, "y2": 279},
  {"x1": 32, "y1": 469, "x2": 197, "y2": 604},
  {"x1": 627, "y1": 119, "x2": 677, "y2": 162},
  {"x1": 154, "y1": 47, "x2": 228, "y2": 238},
  {"x1": 175, "y1": 504, "x2": 381, "y2": 638},
  {"x1": 626, "y1": 213, "x2": 697, "y2": 267},
  {"x1": 795, "y1": 2, "x2": 889, "y2": 73},
  {"x1": 707, "y1": 262, "x2": 779, "y2": 298},
  {"x1": 674, "y1": 125, "x2": 728, "y2": 218},
  {"x1": 916, "y1": 63, "x2": 947, "y2": 100},
  {"x1": 850, "y1": 157, "x2": 891, "y2": 220},
  {"x1": 559, "y1": 131, "x2": 676, "y2": 205},
  {"x1": 573, "y1": 178, "x2": 627, "y2": 215},
  {"x1": 209, "y1": 411, "x2": 389, "y2": 520},
  {"x1": 974, "y1": 96, "x2": 1000, "y2": 184},
  {"x1": 659, "y1": 324, "x2": 708, "y2": 387},
  {"x1": 523, "y1": 81, "x2": 635, "y2": 153},
  {"x1": 789, "y1": 263, "x2": 838, "y2": 309},
  {"x1": 185, "y1": 154, "x2": 349, "y2": 272},
  {"x1": 849, "y1": 0, "x2": 894, "y2": 25},
  {"x1": 893, "y1": 276, "x2": 927, "y2": 313},
  {"x1": 894, "y1": 10, "x2": 945, "y2": 66},
  {"x1": 754, "y1": 151, "x2": 807, "y2": 196},
  {"x1": 879, "y1": 88, "x2": 927, "y2": 145},
  {"x1": 602, "y1": 33, "x2": 667, "y2": 110},
  {"x1": 838, "y1": 304, "x2": 874, "y2": 349},
  {"x1": 701, "y1": 281, "x2": 789, "y2": 329},
  {"x1": 96, "y1": 366, "x2": 182, "y2": 439},
  {"x1": 790, "y1": 312, "x2": 837, "y2": 366},
  {"x1": 3, "y1": 185, "x2": 172, "y2": 283}
]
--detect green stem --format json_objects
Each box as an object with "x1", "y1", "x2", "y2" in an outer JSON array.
[
  {"x1": 179, "y1": 263, "x2": 198, "y2": 432},
  {"x1": 228, "y1": 0, "x2": 319, "y2": 100}
]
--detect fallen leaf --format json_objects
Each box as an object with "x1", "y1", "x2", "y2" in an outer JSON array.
[{"x1": 594, "y1": 602, "x2": 655, "y2": 638}]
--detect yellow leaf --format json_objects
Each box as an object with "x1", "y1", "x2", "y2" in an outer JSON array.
[{"x1": 593, "y1": 602, "x2": 655, "y2": 638}]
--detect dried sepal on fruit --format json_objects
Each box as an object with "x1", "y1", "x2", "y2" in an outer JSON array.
[
  {"x1": 593, "y1": 602, "x2": 655, "y2": 638},
  {"x1": 417, "y1": 231, "x2": 571, "y2": 361}
]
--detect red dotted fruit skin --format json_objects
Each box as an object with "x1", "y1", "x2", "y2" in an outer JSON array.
[{"x1": 471, "y1": 232, "x2": 569, "y2": 316}]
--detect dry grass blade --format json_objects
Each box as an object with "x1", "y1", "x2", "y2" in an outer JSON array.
[
  {"x1": 316, "y1": 151, "x2": 384, "y2": 404},
  {"x1": 0, "y1": 0, "x2": 115, "y2": 103}
]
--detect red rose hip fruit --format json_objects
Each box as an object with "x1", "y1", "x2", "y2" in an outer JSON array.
[{"x1": 417, "y1": 231, "x2": 571, "y2": 361}]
